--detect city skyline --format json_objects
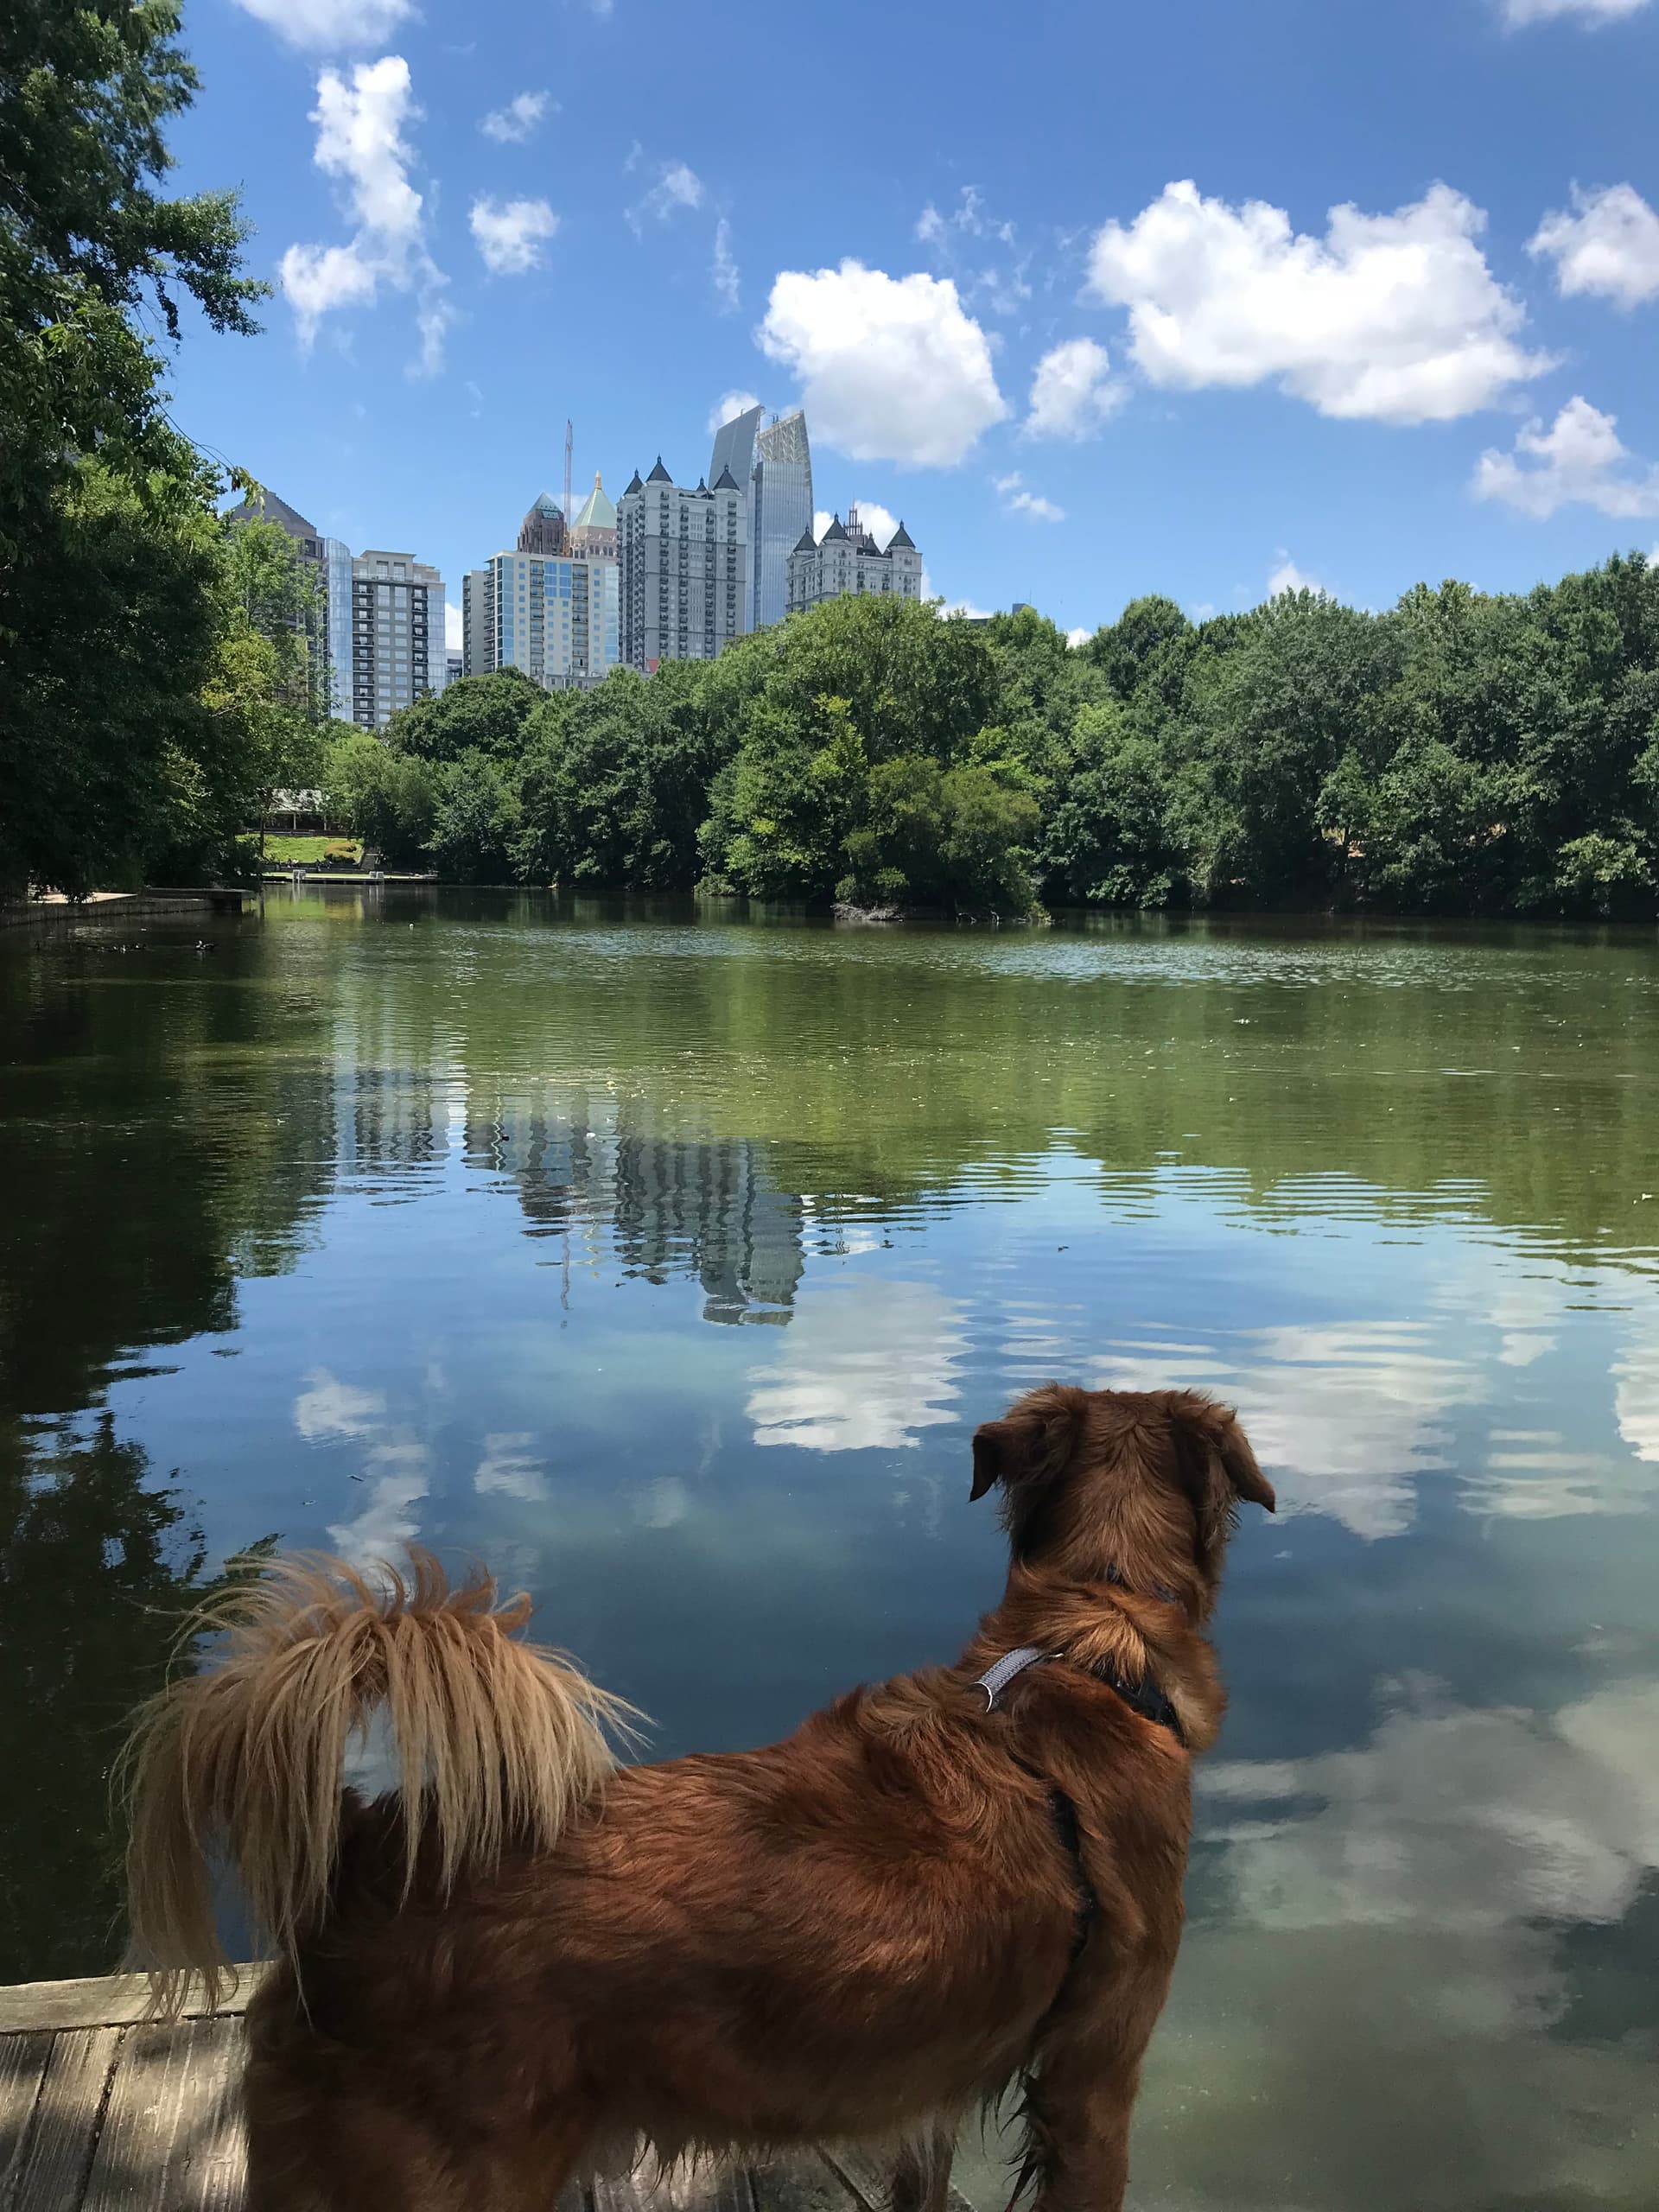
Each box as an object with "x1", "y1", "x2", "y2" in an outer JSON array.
[
  {"x1": 161, "y1": 0, "x2": 1659, "y2": 649},
  {"x1": 251, "y1": 404, "x2": 946, "y2": 711}
]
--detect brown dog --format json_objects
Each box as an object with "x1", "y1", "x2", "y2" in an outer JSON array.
[{"x1": 125, "y1": 1383, "x2": 1274, "y2": 2212}]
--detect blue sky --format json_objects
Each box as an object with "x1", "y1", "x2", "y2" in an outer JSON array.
[{"x1": 164, "y1": 0, "x2": 1659, "y2": 645}]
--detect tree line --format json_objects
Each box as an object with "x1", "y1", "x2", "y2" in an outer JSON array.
[
  {"x1": 329, "y1": 561, "x2": 1659, "y2": 919},
  {"x1": 1, "y1": 0, "x2": 321, "y2": 901}
]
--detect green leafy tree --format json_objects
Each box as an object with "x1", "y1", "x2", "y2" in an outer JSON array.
[
  {"x1": 429, "y1": 750, "x2": 520, "y2": 883},
  {"x1": 0, "y1": 0, "x2": 264, "y2": 897},
  {"x1": 1084, "y1": 594, "x2": 1194, "y2": 702},
  {"x1": 0, "y1": 454, "x2": 232, "y2": 894},
  {"x1": 322, "y1": 728, "x2": 436, "y2": 868},
  {"x1": 706, "y1": 696, "x2": 868, "y2": 901},
  {"x1": 1041, "y1": 701, "x2": 1183, "y2": 908},
  {"x1": 388, "y1": 668, "x2": 546, "y2": 764},
  {"x1": 514, "y1": 662, "x2": 724, "y2": 889}
]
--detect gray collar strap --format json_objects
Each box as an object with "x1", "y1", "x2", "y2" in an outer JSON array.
[
  {"x1": 973, "y1": 1642, "x2": 1187, "y2": 1743},
  {"x1": 974, "y1": 1645, "x2": 1052, "y2": 1709}
]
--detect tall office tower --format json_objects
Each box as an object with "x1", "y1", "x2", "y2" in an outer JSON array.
[
  {"x1": 350, "y1": 550, "x2": 447, "y2": 727},
  {"x1": 226, "y1": 486, "x2": 353, "y2": 718},
  {"x1": 518, "y1": 493, "x2": 568, "y2": 556},
  {"x1": 568, "y1": 473, "x2": 618, "y2": 561},
  {"x1": 786, "y1": 505, "x2": 924, "y2": 614},
  {"x1": 616, "y1": 458, "x2": 748, "y2": 671},
  {"x1": 708, "y1": 405, "x2": 813, "y2": 632}
]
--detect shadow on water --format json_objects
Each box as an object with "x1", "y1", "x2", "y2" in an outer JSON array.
[{"x1": 0, "y1": 921, "x2": 322, "y2": 1977}]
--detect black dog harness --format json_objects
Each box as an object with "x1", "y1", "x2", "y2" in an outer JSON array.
[{"x1": 973, "y1": 1641, "x2": 1185, "y2": 1975}]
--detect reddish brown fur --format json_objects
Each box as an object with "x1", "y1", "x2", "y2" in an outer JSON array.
[{"x1": 134, "y1": 1385, "x2": 1274, "y2": 2212}]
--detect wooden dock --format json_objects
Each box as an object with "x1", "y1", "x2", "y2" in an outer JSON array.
[{"x1": 0, "y1": 1972, "x2": 960, "y2": 2212}]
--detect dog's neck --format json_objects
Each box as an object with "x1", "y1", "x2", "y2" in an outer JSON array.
[{"x1": 967, "y1": 1560, "x2": 1230, "y2": 1752}]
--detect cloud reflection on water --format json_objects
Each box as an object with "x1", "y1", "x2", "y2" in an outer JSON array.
[
  {"x1": 1125, "y1": 1678, "x2": 1659, "y2": 2209},
  {"x1": 747, "y1": 1277, "x2": 967, "y2": 1452}
]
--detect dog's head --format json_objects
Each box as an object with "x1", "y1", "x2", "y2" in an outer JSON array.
[{"x1": 970, "y1": 1384, "x2": 1274, "y2": 1608}]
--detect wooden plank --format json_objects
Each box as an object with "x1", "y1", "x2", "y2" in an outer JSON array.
[
  {"x1": 0, "y1": 2030, "x2": 54, "y2": 2208},
  {"x1": 748, "y1": 2152, "x2": 861, "y2": 2212},
  {"x1": 81, "y1": 2017, "x2": 247, "y2": 2212},
  {"x1": 658, "y1": 2159, "x2": 754, "y2": 2212},
  {"x1": 824, "y1": 2141, "x2": 977, "y2": 2212},
  {"x1": 0, "y1": 1969, "x2": 264, "y2": 2037},
  {"x1": 3, "y1": 2027, "x2": 124, "y2": 2212}
]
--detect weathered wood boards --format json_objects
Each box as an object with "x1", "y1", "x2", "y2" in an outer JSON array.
[{"x1": 1, "y1": 1974, "x2": 971, "y2": 2212}]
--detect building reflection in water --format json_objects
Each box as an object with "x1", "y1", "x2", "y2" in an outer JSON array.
[{"x1": 462, "y1": 1086, "x2": 805, "y2": 1325}]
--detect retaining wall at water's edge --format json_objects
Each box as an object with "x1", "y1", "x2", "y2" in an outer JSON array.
[{"x1": 0, "y1": 890, "x2": 254, "y2": 932}]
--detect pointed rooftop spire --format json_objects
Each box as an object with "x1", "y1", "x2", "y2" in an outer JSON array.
[
  {"x1": 646, "y1": 456, "x2": 673, "y2": 484},
  {"x1": 572, "y1": 472, "x2": 617, "y2": 531},
  {"x1": 624, "y1": 469, "x2": 645, "y2": 494},
  {"x1": 822, "y1": 512, "x2": 849, "y2": 543},
  {"x1": 711, "y1": 463, "x2": 741, "y2": 493},
  {"x1": 791, "y1": 524, "x2": 817, "y2": 554},
  {"x1": 887, "y1": 520, "x2": 916, "y2": 550}
]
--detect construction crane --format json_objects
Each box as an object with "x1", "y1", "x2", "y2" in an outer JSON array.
[{"x1": 563, "y1": 420, "x2": 573, "y2": 530}]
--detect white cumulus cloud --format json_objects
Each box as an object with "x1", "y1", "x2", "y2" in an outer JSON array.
[
  {"x1": 1026, "y1": 337, "x2": 1127, "y2": 439},
  {"x1": 849, "y1": 499, "x2": 899, "y2": 547},
  {"x1": 231, "y1": 0, "x2": 411, "y2": 51},
  {"x1": 1530, "y1": 183, "x2": 1659, "y2": 306},
  {"x1": 1066, "y1": 625, "x2": 1092, "y2": 647},
  {"x1": 1268, "y1": 550, "x2": 1328, "y2": 597},
  {"x1": 279, "y1": 57, "x2": 450, "y2": 374},
  {"x1": 471, "y1": 195, "x2": 558, "y2": 276},
  {"x1": 994, "y1": 471, "x2": 1065, "y2": 523},
  {"x1": 479, "y1": 90, "x2": 553, "y2": 144},
  {"x1": 708, "y1": 388, "x2": 760, "y2": 435},
  {"x1": 1087, "y1": 179, "x2": 1548, "y2": 423},
  {"x1": 759, "y1": 261, "x2": 1007, "y2": 467},
  {"x1": 1474, "y1": 396, "x2": 1659, "y2": 518},
  {"x1": 279, "y1": 240, "x2": 379, "y2": 328},
  {"x1": 445, "y1": 601, "x2": 461, "y2": 651},
  {"x1": 1501, "y1": 0, "x2": 1650, "y2": 22}
]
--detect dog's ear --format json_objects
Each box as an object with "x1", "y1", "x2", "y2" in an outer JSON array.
[
  {"x1": 970, "y1": 1384, "x2": 1090, "y2": 1503},
  {"x1": 1162, "y1": 1392, "x2": 1275, "y2": 1535}
]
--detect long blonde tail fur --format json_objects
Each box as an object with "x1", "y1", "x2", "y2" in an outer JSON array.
[{"x1": 121, "y1": 1551, "x2": 638, "y2": 2016}]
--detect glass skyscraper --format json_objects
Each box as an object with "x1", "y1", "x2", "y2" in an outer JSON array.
[
  {"x1": 321, "y1": 538, "x2": 353, "y2": 720},
  {"x1": 708, "y1": 404, "x2": 813, "y2": 632}
]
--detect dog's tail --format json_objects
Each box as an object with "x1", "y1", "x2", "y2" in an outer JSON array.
[{"x1": 121, "y1": 1550, "x2": 638, "y2": 2016}]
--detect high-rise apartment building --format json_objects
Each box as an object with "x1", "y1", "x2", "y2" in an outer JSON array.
[
  {"x1": 351, "y1": 550, "x2": 448, "y2": 728},
  {"x1": 226, "y1": 486, "x2": 353, "y2": 718},
  {"x1": 708, "y1": 405, "x2": 813, "y2": 632},
  {"x1": 616, "y1": 458, "x2": 747, "y2": 671},
  {"x1": 462, "y1": 566, "x2": 493, "y2": 679},
  {"x1": 461, "y1": 545, "x2": 620, "y2": 690},
  {"x1": 786, "y1": 506, "x2": 923, "y2": 615}
]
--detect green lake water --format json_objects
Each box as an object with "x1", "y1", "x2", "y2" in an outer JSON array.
[{"x1": 3, "y1": 891, "x2": 1657, "y2": 2209}]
